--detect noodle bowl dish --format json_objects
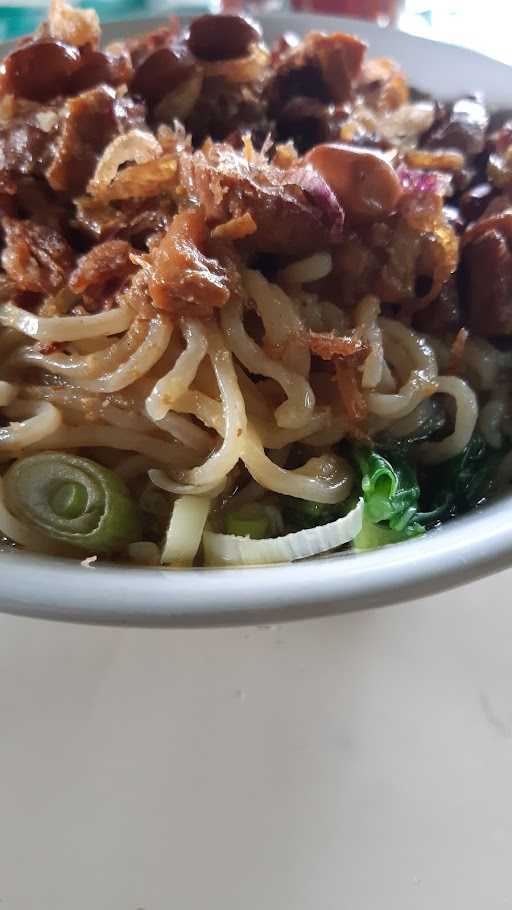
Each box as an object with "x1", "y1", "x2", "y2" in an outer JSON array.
[{"x1": 0, "y1": 2, "x2": 512, "y2": 623}]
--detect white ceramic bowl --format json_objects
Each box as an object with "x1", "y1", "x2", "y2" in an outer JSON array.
[{"x1": 1, "y1": 13, "x2": 511, "y2": 625}]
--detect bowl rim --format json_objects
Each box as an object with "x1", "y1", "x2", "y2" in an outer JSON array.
[
  {"x1": 1, "y1": 11, "x2": 511, "y2": 626},
  {"x1": 1, "y1": 494, "x2": 512, "y2": 626}
]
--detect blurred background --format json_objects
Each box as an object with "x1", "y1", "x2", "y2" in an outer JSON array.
[{"x1": 0, "y1": 0, "x2": 510, "y2": 64}]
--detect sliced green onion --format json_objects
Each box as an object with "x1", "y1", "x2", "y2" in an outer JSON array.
[
  {"x1": 3, "y1": 452, "x2": 142, "y2": 554},
  {"x1": 161, "y1": 495, "x2": 211, "y2": 566},
  {"x1": 224, "y1": 504, "x2": 271, "y2": 539},
  {"x1": 204, "y1": 498, "x2": 363, "y2": 566}
]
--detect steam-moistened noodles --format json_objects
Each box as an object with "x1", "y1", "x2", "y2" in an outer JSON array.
[{"x1": 0, "y1": 1, "x2": 511, "y2": 567}]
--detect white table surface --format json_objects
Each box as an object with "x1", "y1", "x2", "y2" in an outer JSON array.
[{"x1": 1, "y1": 569, "x2": 512, "y2": 909}]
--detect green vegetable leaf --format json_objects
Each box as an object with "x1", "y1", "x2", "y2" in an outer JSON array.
[
  {"x1": 349, "y1": 446, "x2": 425, "y2": 549},
  {"x1": 355, "y1": 516, "x2": 424, "y2": 550},
  {"x1": 419, "y1": 432, "x2": 501, "y2": 523},
  {"x1": 354, "y1": 448, "x2": 423, "y2": 531}
]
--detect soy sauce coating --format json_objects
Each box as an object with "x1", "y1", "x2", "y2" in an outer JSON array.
[
  {"x1": 131, "y1": 43, "x2": 195, "y2": 105},
  {"x1": 304, "y1": 142, "x2": 402, "y2": 221},
  {"x1": 187, "y1": 14, "x2": 261, "y2": 62},
  {"x1": 0, "y1": 40, "x2": 80, "y2": 102}
]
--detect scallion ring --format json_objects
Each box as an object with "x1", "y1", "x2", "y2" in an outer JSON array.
[{"x1": 3, "y1": 451, "x2": 142, "y2": 554}]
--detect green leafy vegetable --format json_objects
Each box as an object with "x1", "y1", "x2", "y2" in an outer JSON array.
[
  {"x1": 354, "y1": 516, "x2": 423, "y2": 550},
  {"x1": 4, "y1": 451, "x2": 142, "y2": 554},
  {"x1": 419, "y1": 432, "x2": 501, "y2": 523},
  {"x1": 354, "y1": 448, "x2": 423, "y2": 529},
  {"x1": 351, "y1": 447, "x2": 424, "y2": 550}
]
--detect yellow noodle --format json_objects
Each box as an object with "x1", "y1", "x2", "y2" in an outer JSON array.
[
  {"x1": 463, "y1": 337, "x2": 503, "y2": 391},
  {"x1": 279, "y1": 252, "x2": 333, "y2": 285},
  {"x1": 0, "y1": 380, "x2": 18, "y2": 407},
  {"x1": 0, "y1": 302, "x2": 133, "y2": 343},
  {"x1": 251, "y1": 408, "x2": 333, "y2": 449},
  {"x1": 116, "y1": 454, "x2": 156, "y2": 482},
  {"x1": 0, "y1": 401, "x2": 62, "y2": 452},
  {"x1": 241, "y1": 425, "x2": 352, "y2": 504},
  {"x1": 146, "y1": 317, "x2": 208, "y2": 421},
  {"x1": 355, "y1": 295, "x2": 383, "y2": 390},
  {"x1": 100, "y1": 403, "x2": 154, "y2": 433},
  {"x1": 478, "y1": 389, "x2": 508, "y2": 450},
  {"x1": 154, "y1": 412, "x2": 213, "y2": 456},
  {"x1": 244, "y1": 268, "x2": 310, "y2": 376},
  {"x1": 172, "y1": 390, "x2": 224, "y2": 433},
  {"x1": 69, "y1": 314, "x2": 172, "y2": 393},
  {"x1": 175, "y1": 324, "x2": 246, "y2": 487},
  {"x1": 25, "y1": 425, "x2": 197, "y2": 467},
  {"x1": 366, "y1": 320, "x2": 438, "y2": 421},
  {"x1": 17, "y1": 318, "x2": 148, "y2": 380},
  {"x1": 419, "y1": 376, "x2": 478, "y2": 464},
  {"x1": 221, "y1": 299, "x2": 315, "y2": 429}
]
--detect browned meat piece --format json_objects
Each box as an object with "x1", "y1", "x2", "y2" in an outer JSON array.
[
  {"x1": 413, "y1": 277, "x2": 462, "y2": 335},
  {"x1": 141, "y1": 209, "x2": 236, "y2": 317},
  {"x1": 125, "y1": 21, "x2": 180, "y2": 69},
  {"x1": 118, "y1": 197, "x2": 174, "y2": 247},
  {"x1": 178, "y1": 143, "x2": 344, "y2": 255},
  {"x1": 129, "y1": 15, "x2": 270, "y2": 142},
  {"x1": 0, "y1": 192, "x2": 15, "y2": 218},
  {"x1": 274, "y1": 96, "x2": 350, "y2": 153},
  {"x1": 1, "y1": 215, "x2": 74, "y2": 292},
  {"x1": 462, "y1": 221, "x2": 512, "y2": 336},
  {"x1": 423, "y1": 96, "x2": 489, "y2": 157},
  {"x1": 0, "y1": 119, "x2": 55, "y2": 182},
  {"x1": 185, "y1": 77, "x2": 268, "y2": 145},
  {"x1": 15, "y1": 177, "x2": 69, "y2": 229},
  {"x1": 459, "y1": 182, "x2": 497, "y2": 223},
  {"x1": 267, "y1": 31, "x2": 366, "y2": 112},
  {"x1": 304, "y1": 143, "x2": 402, "y2": 223},
  {"x1": 0, "y1": 36, "x2": 132, "y2": 103},
  {"x1": 131, "y1": 42, "x2": 195, "y2": 107},
  {"x1": 73, "y1": 192, "x2": 174, "y2": 248},
  {"x1": 328, "y1": 187, "x2": 458, "y2": 309},
  {"x1": 0, "y1": 40, "x2": 81, "y2": 102},
  {"x1": 46, "y1": 86, "x2": 145, "y2": 195},
  {"x1": 46, "y1": 86, "x2": 116, "y2": 194},
  {"x1": 69, "y1": 239, "x2": 134, "y2": 307},
  {"x1": 275, "y1": 96, "x2": 330, "y2": 149},
  {"x1": 187, "y1": 14, "x2": 260, "y2": 62},
  {"x1": 73, "y1": 196, "x2": 126, "y2": 240},
  {"x1": 0, "y1": 97, "x2": 60, "y2": 184},
  {"x1": 67, "y1": 45, "x2": 133, "y2": 95},
  {"x1": 356, "y1": 57, "x2": 408, "y2": 112}
]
